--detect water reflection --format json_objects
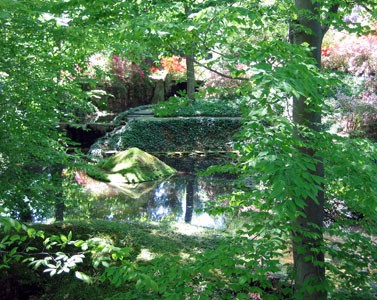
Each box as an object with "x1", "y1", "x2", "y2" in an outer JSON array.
[{"x1": 65, "y1": 174, "x2": 233, "y2": 229}]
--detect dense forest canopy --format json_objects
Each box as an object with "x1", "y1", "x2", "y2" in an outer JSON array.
[{"x1": 1, "y1": 0, "x2": 377, "y2": 299}]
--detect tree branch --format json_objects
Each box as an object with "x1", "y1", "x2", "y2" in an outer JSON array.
[
  {"x1": 321, "y1": 3, "x2": 339, "y2": 36},
  {"x1": 0, "y1": 249, "x2": 85, "y2": 257},
  {"x1": 355, "y1": 2, "x2": 373, "y2": 13},
  {"x1": 194, "y1": 59, "x2": 250, "y2": 81}
]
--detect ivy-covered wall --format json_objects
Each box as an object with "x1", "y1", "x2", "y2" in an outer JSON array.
[{"x1": 91, "y1": 117, "x2": 241, "y2": 155}]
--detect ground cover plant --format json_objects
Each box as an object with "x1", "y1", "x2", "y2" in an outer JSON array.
[
  {"x1": 0, "y1": 217, "x2": 234, "y2": 299},
  {"x1": 90, "y1": 115, "x2": 241, "y2": 154}
]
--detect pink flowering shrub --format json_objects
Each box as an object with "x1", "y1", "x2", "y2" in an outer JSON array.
[
  {"x1": 78, "y1": 54, "x2": 153, "y2": 111},
  {"x1": 322, "y1": 32, "x2": 377, "y2": 76},
  {"x1": 323, "y1": 29, "x2": 377, "y2": 138},
  {"x1": 112, "y1": 55, "x2": 145, "y2": 82},
  {"x1": 109, "y1": 56, "x2": 153, "y2": 110},
  {"x1": 83, "y1": 54, "x2": 187, "y2": 82}
]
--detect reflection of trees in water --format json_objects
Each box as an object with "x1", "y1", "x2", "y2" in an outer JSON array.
[
  {"x1": 147, "y1": 178, "x2": 184, "y2": 221},
  {"x1": 185, "y1": 176, "x2": 195, "y2": 223},
  {"x1": 62, "y1": 173, "x2": 234, "y2": 227},
  {"x1": 4, "y1": 164, "x2": 66, "y2": 222},
  {"x1": 64, "y1": 188, "x2": 150, "y2": 220},
  {"x1": 147, "y1": 175, "x2": 199, "y2": 224}
]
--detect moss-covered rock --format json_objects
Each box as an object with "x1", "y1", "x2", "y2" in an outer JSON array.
[{"x1": 93, "y1": 147, "x2": 176, "y2": 184}]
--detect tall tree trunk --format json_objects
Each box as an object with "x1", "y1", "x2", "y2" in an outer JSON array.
[
  {"x1": 52, "y1": 165, "x2": 65, "y2": 221},
  {"x1": 184, "y1": 4, "x2": 196, "y2": 102},
  {"x1": 291, "y1": 0, "x2": 326, "y2": 298},
  {"x1": 186, "y1": 52, "x2": 196, "y2": 102}
]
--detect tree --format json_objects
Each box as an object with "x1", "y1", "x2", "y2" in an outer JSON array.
[
  {"x1": 203, "y1": 0, "x2": 377, "y2": 298},
  {"x1": 65, "y1": 0, "x2": 248, "y2": 102},
  {"x1": 290, "y1": 1, "x2": 377, "y2": 298},
  {"x1": 0, "y1": 1, "x2": 93, "y2": 220},
  {"x1": 290, "y1": 1, "x2": 328, "y2": 297}
]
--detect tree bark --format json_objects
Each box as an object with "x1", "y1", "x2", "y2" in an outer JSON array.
[
  {"x1": 184, "y1": 4, "x2": 196, "y2": 102},
  {"x1": 186, "y1": 52, "x2": 196, "y2": 102},
  {"x1": 52, "y1": 165, "x2": 65, "y2": 221},
  {"x1": 291, "y1": 0, "x2": 326, "y2": 298}
]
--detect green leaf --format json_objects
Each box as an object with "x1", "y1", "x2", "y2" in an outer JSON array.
[
  {"x1": 60, "y1": 234, "x2": 68, "y2": 243},
  {"x1": 75, "y1": 271, "x2": 92, "y2": 284},
  {"x1": 67, "y1": 231, "x2": 72, "y2": 242}
]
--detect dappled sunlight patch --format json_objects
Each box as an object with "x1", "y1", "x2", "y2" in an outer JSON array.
[
  {"x1": 106, "y1": 173, "x2": 126, "y2": 183},
  {"x1": 190, "y1": 212, "x2": 225, "y2": 228},
  {"x1": 137, "y1": 248, "x2": 156, "y2": 261},
  {"x1": 178, "y1": 251, "x2": 193, "y2": 260},
  {"x1": 171, "y1": 222, "x2": 207, "y2": 236}
]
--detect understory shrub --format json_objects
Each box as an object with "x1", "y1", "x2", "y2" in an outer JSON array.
[{"x1": 322, "y1": 30, "x2": 377, "y2": 138}]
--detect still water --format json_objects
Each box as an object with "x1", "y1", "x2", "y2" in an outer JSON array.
[{"x1": 64, "y1": 157, "x2": 234, "y2": 229}]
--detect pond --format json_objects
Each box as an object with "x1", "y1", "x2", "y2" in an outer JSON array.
[{"x1": 63, "y1": 156, "x2": 235, "y2": 229}]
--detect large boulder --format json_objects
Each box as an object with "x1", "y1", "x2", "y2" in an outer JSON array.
[{"x1": 91, "y1": 147, "x2": 176, "y2": 184}]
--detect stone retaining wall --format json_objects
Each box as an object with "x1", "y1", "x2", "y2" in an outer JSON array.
[{"x1": 90, "y1": 117, "x2": 241, "y2": 157}]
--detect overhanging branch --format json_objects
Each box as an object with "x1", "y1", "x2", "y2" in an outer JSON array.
[
  {"x1": 194, "y1": 59, "x2": 250, "y2": 81},
  {"x1": 321, "y1": 4, "x2": 339, "y2": 36},
  {"x1": 355, "y1": 2, "x2": 373, "y2": 13}
]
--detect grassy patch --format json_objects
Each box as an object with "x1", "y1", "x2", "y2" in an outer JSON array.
[{"x1": 34, "y1": 220, "x2": 223, "y2": 259}]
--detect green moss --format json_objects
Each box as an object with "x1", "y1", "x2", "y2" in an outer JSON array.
[
  {"x1": 86, "y1": 166, "x2": 110, "y2": 182},
  {"x1": 96, "y1": 147, "x2": 176, "y2": 183}
]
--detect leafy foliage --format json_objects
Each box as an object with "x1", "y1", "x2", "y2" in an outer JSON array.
[
  {"x1": 153, "y1": 96, "x2": 242, "y2": 117},
  {"x1": 0, "y1": 216, "x2": 156, "y2": 299},
  {"x1": 0, "y1": 1, "x2": 97, "y2": 220},
  {"x1": 160, "y1": 56, "x2": 187, "y2": 79}
]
